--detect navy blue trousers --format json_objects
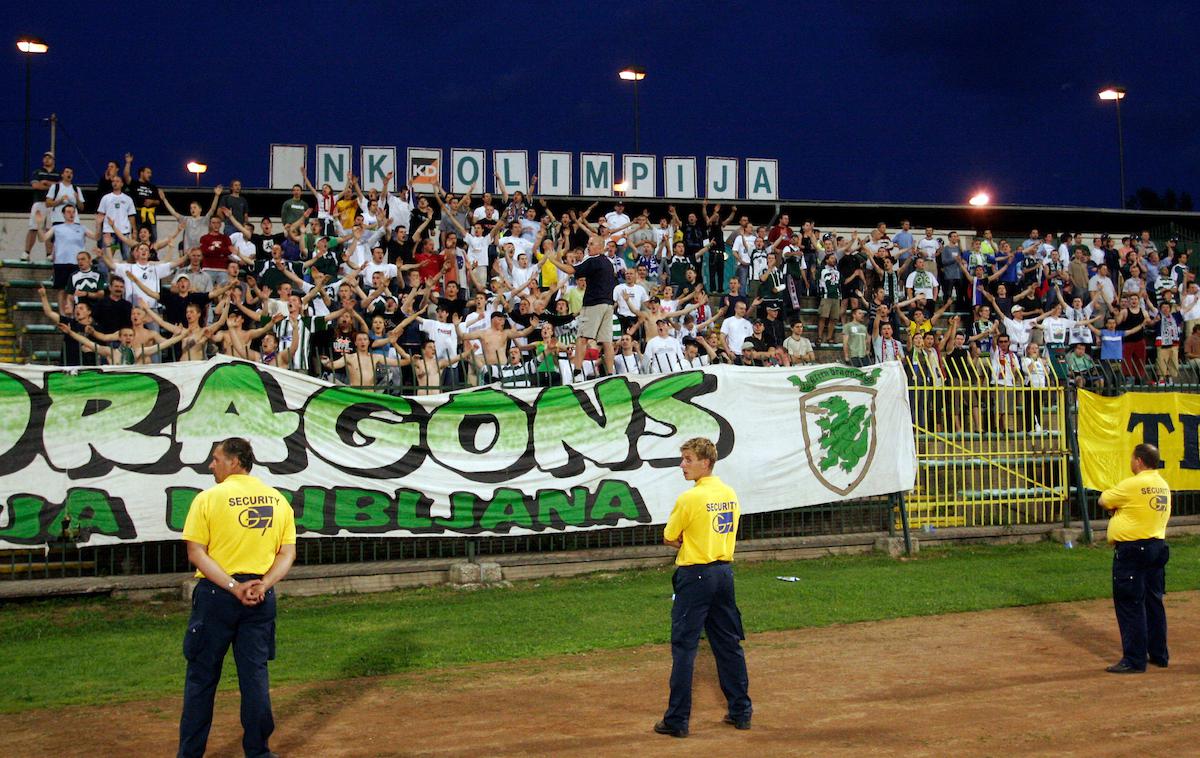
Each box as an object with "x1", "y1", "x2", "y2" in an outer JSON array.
[
  {"x1": 1112, "y1": 539, "x2": 1169, "y2": 670},
  {"x1": 178, "y1": 577, "x2": 277, "y2": 758},
  {"x1": 663, "y1": 562, "x2": 752, "y2": 730}
]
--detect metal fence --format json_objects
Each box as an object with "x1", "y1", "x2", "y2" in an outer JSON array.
[
  {"x1": 903, "y1": 354, "x2": 1070, "y2": 529},
  {"x1": 1, "y1": 496, "x2": 898, "y2": 581}
]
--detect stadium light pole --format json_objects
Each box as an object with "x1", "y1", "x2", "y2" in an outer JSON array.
[
  {"x1": 1098, "y1": 86, "x2": 1127, "y2": 209},
  {"x1": 16, "y1": 36, "x2": 49, "y2": 182},
  {"x1": 187, "y1": 161, "x2": 208, "y2": 187},
  {"x1": 618, "y1": 66, "x2": 646, "y2": 153}
]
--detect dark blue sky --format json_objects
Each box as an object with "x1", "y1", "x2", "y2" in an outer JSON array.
[{"x1": 4, "y1": 0, "x2": 1197, "y2": 207}]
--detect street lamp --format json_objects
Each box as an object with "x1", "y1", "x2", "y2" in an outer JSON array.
[
  {"x1": 187, "y1": 161, "x2": 208, "y2": 187},
  {"x1": 618, "y1": 66, "x2": 646, "y2": 153},
  {"x1": 1098, "y1": 86, "x2": 1127, "y2": 209},
  {"x1": 16, "y1": 36, "x2": 49, "y2": 182}
]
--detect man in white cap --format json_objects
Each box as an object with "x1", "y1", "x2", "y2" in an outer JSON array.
[
  {"x1": 1000, "y1": 304, "x2": 1051, "y2": 355},
  {"x1": 604, "y1": 200, "x2": 631, "y2": 248}
]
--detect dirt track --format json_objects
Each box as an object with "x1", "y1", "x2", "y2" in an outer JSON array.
[{"x1": 3, "y1": 593, "x2": 1199, "y2": 757}]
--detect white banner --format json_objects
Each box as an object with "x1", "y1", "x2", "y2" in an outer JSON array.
[
  {"x1": 315, "y1": 145, "x2": 352, "y2": 191},
  {"x1": 361, "y1": 147, "x2": 396, "y2": 192},
  {"x1": 746, "y1": 158, "x2": 778, "y2": 200},
  {"x1": 706, "y1": 156, "x2": 738, "y2": 199},
  {"x1": 664, "y1": 157, "x2": 697, "y2": 199},
  {"x1": 537, "y1": 151, "x2": 571, "y2": 196},
  {"x1": 580, "y1": 153, "x2": 614, "y2": 196},
  {"x1": 623, "y1": 154, "x2": 656, "y2": 198},
  {"x1": 407, "y1": 147, "x2": 443, "y2": 194},
  {"x1": 493, "y1": 150, "x2": 528, "y2": 194},
  {"x1": 0, "y1": 359, "x2": 915, "y2": 547},
  {"x1": 269, "y1": 144, "x2": 307, "y2": 190},
  {"x1": 450, "y1": 149, "x2": 486, "y2": 194}
]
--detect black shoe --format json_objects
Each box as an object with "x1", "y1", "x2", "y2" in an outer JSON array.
[
  {"x1": 1105, "y1": 661, "x2": 1145, "y2": 674},
  {"x1": 1149, "y1": 658, "x2": 1169, "y2": 668},
  {"x1": 653, "y1": 720, "x2": 688, "y2": 738},
  {"x1": 723, "y1": 715, "x2": 752, "y2": 730}
]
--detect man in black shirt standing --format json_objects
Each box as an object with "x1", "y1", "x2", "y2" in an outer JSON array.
[
  {"x1": 681, "y1": 209, "x2": 706, "y2": 258},
  {"x1": 546, "y1": 236, "x2": 617, "y2": 379},
  {"x1": 386, "y1": 226, "x2": 415, "y2": 265},
  {"x1": 159, "y1": 274, "x2": 229, "y2": 328},
  {"x1": 123, "y1": 153, "x2": 160, "y2": 243},
  {"x1": 37, "y1": 284, "x2": 98, "y2": 366},
  {"x1": 433, "y1": 280, "x2": 468, "y2": 320},
  {"x1": 225, "y1": 215, "x2": 285, "y2": 270},
  {"x1": 24, "y1": 151, "x2": 60, "y2": 261},
  {"x1": 761, "y1": 304, "x2": 786, "y2": 348},
  {"x1": 218, "y1": 180, "x2": 250, "y2": 234},
  {"x1": 92, "y1": 277, "x2": 134, "y2": 335},
  {"x1": 741, "y1": 320, "x2": 772, "y2": 366}
]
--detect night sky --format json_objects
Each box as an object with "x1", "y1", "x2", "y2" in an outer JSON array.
[{"x1": 4, "y1": 0, "x2": 1197, "y2": 208}]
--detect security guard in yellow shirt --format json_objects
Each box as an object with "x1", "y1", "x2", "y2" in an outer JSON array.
[
  {"x1": 179, "y1": 438, "x2": 297, "y2": 758},
  {"x1": 654, "y1": 437, "x2": 751, "y2": 738},
  {"x1": 1099, "y1": 442, "x2": 1171, "y2": 674}
]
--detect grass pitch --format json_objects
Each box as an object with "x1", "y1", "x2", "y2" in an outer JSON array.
[{"x1": 2, "y1": 537, "x2": 1198, "y2": 713}]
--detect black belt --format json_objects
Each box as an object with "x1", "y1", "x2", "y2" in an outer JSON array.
[
  {"x1": 682, "y1": 560, "x2": 730, "y2": 566},
  {"x1": 1116, "y1": 538, "x2": 1164, "y2": 545}
]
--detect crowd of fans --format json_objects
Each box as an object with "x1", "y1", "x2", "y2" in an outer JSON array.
[{"x1": 20, "y1": 151, "x2": 1199, "y2": 397}]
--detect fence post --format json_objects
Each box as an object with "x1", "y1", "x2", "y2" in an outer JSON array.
[
  {"x1": 892, "y1": 492, "x2": 912, "y2": 556},
  {"x1": 1064, "y1": 385, "x2": 1093, "y2": 544}
]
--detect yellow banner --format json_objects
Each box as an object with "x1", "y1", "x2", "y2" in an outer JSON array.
[{"x1": 1077, "y1": 390, "x2": 1200, "y2": 491}]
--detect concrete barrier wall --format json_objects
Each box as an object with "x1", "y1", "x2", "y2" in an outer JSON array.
[{"x1": 1, "y1": 209, "x2": 1130, "y2": 263}]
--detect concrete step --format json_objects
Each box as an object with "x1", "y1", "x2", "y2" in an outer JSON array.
[
  {"x1": 0, "y1": 259, "x2": 54, "y2": 270},
  {"x1": 14, "y1": 301, "x2": 54, "y2": 312},
  {"x1": 4, "y1": 278, "x2": 54, "y2": 289}
]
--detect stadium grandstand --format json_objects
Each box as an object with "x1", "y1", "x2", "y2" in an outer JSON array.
[{"x1": 1, "y1": 163, "x2": 1199, "y2": 586}]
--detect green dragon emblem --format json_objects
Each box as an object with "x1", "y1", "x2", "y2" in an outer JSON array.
[{"x1": 813, "y1": 396, "x2": 871, "y2": 473}]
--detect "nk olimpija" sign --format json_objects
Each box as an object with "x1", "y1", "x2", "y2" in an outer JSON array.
[
  {"x1": 269, "y1": 145, "x2": 779, "y2": 201},
  {"x1": 0, "y1": 359, "x2": 913, "y2": 546}
]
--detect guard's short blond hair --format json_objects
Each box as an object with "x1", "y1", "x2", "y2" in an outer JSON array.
[{"x1": 679, "y1": 437, "x2": 718, "y2": 465}]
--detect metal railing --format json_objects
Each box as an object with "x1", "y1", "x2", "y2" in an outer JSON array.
[
  {"x1": 903, "y1": 354, "x2": 1070, "y2": 529},
  {"x1": 1, "y1": 496, "x2": 899, "y2": 581}
]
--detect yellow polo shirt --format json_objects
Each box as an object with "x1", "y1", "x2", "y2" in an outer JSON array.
[
  {"x1": 182, "y1": 473, "x2": 297, "y2": 577},
  {"x1": 664, "y1": 475, "x2": 740, "y2": 566},
  {"x1": 1102, "y1": 469, "x2": 1171, "y2": 543}
]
